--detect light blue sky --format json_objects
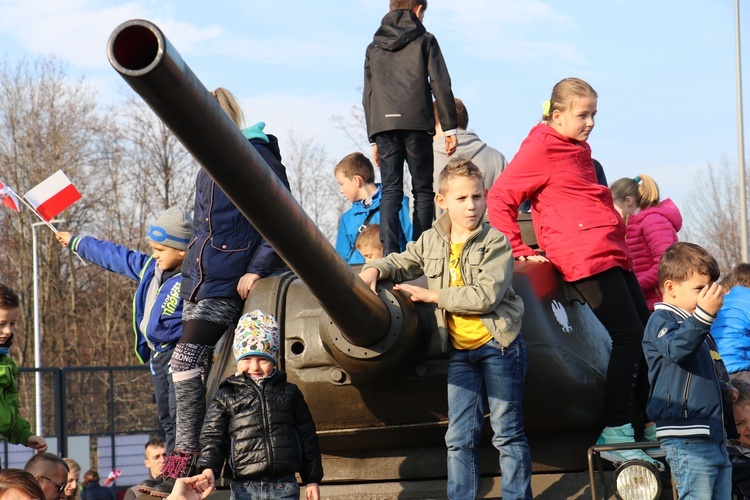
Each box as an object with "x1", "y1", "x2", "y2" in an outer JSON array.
[{"x1": 0, "y1": 0, "x2": 746, "y2": 223}]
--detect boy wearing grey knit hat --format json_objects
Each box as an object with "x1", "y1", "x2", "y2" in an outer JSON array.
[
  {"x1": 196, "y1": 310, "x2": 323, "y2": 498},
  {"x1": 56, "y1": 207, "x2": 193, "y2": 454}
]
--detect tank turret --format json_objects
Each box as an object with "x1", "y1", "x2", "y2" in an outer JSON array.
[{"x1": 107, "y1": 19, "x2": 612, "y2": 482}]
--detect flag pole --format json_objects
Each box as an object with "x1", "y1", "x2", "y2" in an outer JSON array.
[{"x1": 18, "y1": 191, "x2": 87, "y2": 265}]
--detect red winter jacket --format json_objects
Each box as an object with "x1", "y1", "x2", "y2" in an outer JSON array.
[
  {"x1": 487, "y1": 123, "x2": 631, "y2": 282},
  {"x1": 625, "y1": 199, "x2": 682, "y2": 310}
]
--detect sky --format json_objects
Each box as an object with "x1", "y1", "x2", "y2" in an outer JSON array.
[{"x1": 0, "y1": 0, "x2": 746, "y2": 229}]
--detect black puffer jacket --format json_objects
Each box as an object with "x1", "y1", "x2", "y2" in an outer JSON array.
[
  {"x1": 197, "y1": 371, "x2": 323, "y2": 484},
  {"x1": 363, "y1": 9, "x2": 457, "y2": 142}
]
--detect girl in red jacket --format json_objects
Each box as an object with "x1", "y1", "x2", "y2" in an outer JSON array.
[
  {"x1": 610, "y1": 175, "x2": 682, "y2": 311},
  {"x1": 487, "y1": 78, "x2": 653, "y2": 461}
]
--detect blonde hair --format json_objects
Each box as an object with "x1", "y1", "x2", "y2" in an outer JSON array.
[
  {"x1": 609, "y1": 174, "x2": 660, "y2": 210},
  {"x1": 355, "y1": 224, "x2": 382, "y2": 251},
  {"x1": 542, "y1": 77, "x2": 598, "y2": 122},
  {"x1": 211, "y1": 87, "x2": 245, "y2": 128},
  {"x1": 63, "y1": 458, "x2": 81, "y2": 500},
  {"x1": 437, "y1": 158, "x2": 485, "y2": 194}
]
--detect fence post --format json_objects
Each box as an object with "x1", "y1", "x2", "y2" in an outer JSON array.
[
  {"x1": 54, "y1": 368, "x2": 67, "y2": 457},
  {"x1": 109, "y1": 368, "x2": 116, "y2": 471}
]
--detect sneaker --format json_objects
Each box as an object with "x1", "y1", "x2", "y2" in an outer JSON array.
[
  {"x1": 149, "y1": 449, "x2": 199, "y2": 498},
  {"x1": 596, "y1": 424, "x2": 661, "y2": 465}
]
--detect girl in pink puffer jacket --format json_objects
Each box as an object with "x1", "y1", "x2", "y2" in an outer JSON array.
[{"x1": 611, "y1": 174, "x2": 682, "y2": 310}]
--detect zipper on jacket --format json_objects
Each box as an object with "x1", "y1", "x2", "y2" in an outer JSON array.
[
  {"x1": 257, "y1": 380, "x2": 275, "y2": 476},
  {"x1": 682, "y1": 372, "x2": 692, "y2": 418},
  {"x1": 188, "y1": 180, "x2": 215, "y2": 301}
]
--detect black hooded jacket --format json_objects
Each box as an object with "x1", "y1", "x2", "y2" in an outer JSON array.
[
  {"x1": 363, "y1": 9, "x2": 457, "y2": 142},
  {"x1": 197, "y1": 370, "x2": 323, "y2": 484}
]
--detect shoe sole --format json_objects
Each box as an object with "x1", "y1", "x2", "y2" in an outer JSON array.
[
  {"x1": 149, "y1": 490, "x2": 171, "y2": 498},
  {"x1": 599, "y1": 449, "x2": 662, "y2": 467},
  {"x1": 137, "y1": 486, "x2": 154, "y2": 494}
]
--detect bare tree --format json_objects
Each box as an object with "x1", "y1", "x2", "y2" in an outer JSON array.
[
  {"x1": 283, "y1": 128, "x2": 346, "y2": 243},
  {"x1": 682, "y1": 156, "x2": 744, "y2": 273}
]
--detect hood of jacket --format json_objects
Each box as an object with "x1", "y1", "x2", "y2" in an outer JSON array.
[
  {"x1": 629, "y1": 198, "x2": 682, "y2": 232},
  {"x1": 373, "y1": 9, "x2": 426, "y2": 52}
]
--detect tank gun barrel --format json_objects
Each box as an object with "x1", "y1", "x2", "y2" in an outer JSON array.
[{"x1": 107, "y1": 19, "x2": 391, "y2": 347}]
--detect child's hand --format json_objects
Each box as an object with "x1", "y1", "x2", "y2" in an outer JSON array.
[
  {"x1": 56, "y1": 232, "x2": 72, "y2": 247},
  {"x1": 306, "y1": 483, "x2": 320, "y2": 500},
  {"x1": 165, "y1": 474, "x2": 214, "y2": 500},
  {"x1": 517, "y1": 254, "x2": 549, "y2": 263},
  {"x1": 26, "y1": 435, "x2": 47, "y2": 453},
  {"x1": 371, "y1": 144, "x2": 379, "y2": 168},
  {"x1": 445, "y1": 135, "x2": 457, "y2": 157},
  {"x1": 359, "y1": 268, "x2": 380, "y2": 294},
  {"x1": 201, "y1": 469, "x2": 215, "y2": 489},
  {"x1": 697, "y1": 282, "x2": 724, "y2": 316},
  {"x1": 393, "y1": 283, "x2": 439, "y2": 304},
  {"x1": 237, "y1": 273, "x2": 261, "y2": 300}
]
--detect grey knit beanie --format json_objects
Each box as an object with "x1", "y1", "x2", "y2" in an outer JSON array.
[{"x1": 146, "y1": 207, "x2": 193, "y2": 250}]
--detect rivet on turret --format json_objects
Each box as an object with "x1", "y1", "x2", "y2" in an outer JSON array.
[{"x1": 330, "y1": 368, "x2": 347, "y2": 383}]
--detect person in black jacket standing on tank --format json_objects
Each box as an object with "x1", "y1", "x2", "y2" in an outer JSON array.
[
  {"x1": 363, "y1": 0, "x2": 458, "y2": 255},
  {"x1": 196, "y1": 310, "x2": 323, "y2": 500}
]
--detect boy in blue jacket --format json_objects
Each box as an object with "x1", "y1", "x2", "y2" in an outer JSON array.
[
  {"x1": 643, "y1": 242, "x2": 737, "y2": 499},
  {"x1": 334, "y1": 152, "x2": 411, "y2": 264},
  {"x1": 57, "y1": 207, "x2": 192, "y2": 454}
]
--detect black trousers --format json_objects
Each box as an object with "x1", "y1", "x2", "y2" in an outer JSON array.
[{"x1": 573, "y1": 266, "x2": 651, "y2": 427}]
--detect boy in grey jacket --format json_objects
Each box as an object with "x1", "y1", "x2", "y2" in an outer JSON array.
[{"x1": 359, "y1": 159, "x2": 531, "y2": 499}]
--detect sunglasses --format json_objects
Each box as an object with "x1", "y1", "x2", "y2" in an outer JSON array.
[{"x1": 40, "y1": 476, "x2": 66, "y2": 494}]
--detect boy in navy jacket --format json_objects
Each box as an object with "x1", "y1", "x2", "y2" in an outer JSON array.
[
  {"x1": 643, "y1": 242, "x2": 738, "y2": 499},
  {"x1": 58, "y1": 207, "x2": 192, "y2": 454}
]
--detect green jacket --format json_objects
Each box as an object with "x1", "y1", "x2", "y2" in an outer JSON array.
[
  {"x1": 363, "y1": 213, "x2": 524, "y2": 350},
  {"x1": 0, "y1": 355, "x2": 32, "y2": 445}
]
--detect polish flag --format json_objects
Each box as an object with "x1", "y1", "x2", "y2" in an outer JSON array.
[
  {"x1": 103, "y1": 469, "x2": 122, "y2": 487},
  {"x1": 0, "y1": 178, "x2": 20, "y2": 212},
  {"x1": 24, "y1": 170, "x2": 82, "y2": 221}
]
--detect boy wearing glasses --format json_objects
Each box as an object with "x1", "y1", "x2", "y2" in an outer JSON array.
[{"x1": 57, "y1": 207, "x2": 192, "y2": 454}]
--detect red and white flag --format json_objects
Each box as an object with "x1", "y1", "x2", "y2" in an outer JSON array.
[
  {"x1": 24, "y1": 170, "x2": 82, "y2": 221},
  {"x1": 103, "y1": 469, "x2": 122, "y2": 487},
  {"x1": 0, "y1": 178, "x2": 20, "y2": 212}
]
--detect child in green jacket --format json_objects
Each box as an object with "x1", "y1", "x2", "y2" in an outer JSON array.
[{"x1": 0, "y1": 283, "x2": 47, "y2": 453}]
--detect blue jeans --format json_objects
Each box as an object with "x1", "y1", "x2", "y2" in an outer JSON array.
[
  {"x1": 230, "y1": 475, "x2": 299, "y2": 500},
  {"x1": 150, "y1": 347, "x2": 176, "y2": 453},
  {"x1": 445, "y1": 337, "x2": 532, "y2": 500},
  {"x1": 375, "y1": 130, "x2": 434, "y2": 254},
  {"x1": 661, "y1": 437, "x2": 731, "y2": 499}
]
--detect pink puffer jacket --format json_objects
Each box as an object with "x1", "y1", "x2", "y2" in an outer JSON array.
[{"x1": 626, "y1": 198, "x2": 682, "y2": 309}]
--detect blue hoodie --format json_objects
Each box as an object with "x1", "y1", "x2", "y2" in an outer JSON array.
[
  {"x1": 711, "y1": 285, "x2": 750, "y2": 374},
  {"x1": 69, "y1": 236, "x2": 183, "y2": 363},
  {"x1": 335, "y1": 184, "x2": 412, "y2": 264}
]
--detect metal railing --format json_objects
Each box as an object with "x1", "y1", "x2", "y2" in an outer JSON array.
[{"x1": 1, "y1": 365, "x2": 161, "y2": 487}]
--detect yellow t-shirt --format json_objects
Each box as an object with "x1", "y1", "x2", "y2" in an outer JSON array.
[{"x1": 446, "y1": 241, "x2": 493, "y2": 350}]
